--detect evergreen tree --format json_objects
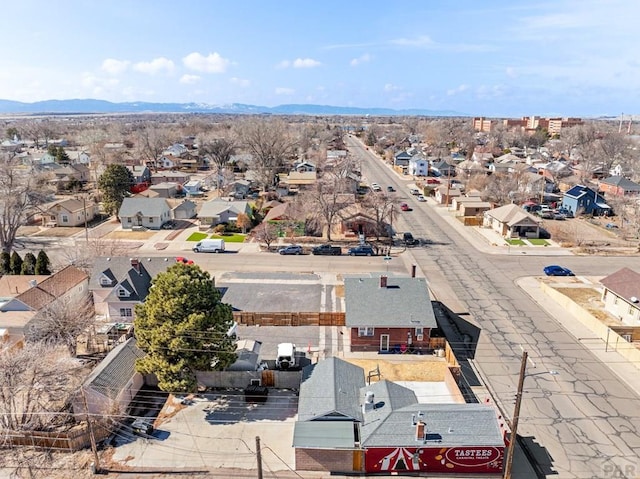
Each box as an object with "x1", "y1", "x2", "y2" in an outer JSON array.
[
  {"x1": 134, "y1": 263, "x2": 237, "y2": 392},
  {"x1": 21, "y1": 252, "x2": 36, "y2": 275},
  {"x1": 10, "y1": 252, "x2": 22, "y2": 275},
  {"x1": 0, "y1": 252, "x2": 10, "y2": 274},
  {"x1": 35, "y1": 250, "x2": 52, "y2": 275},
  {"x1": 98, "y1": 164, "x2": 134, "y2": 217}
]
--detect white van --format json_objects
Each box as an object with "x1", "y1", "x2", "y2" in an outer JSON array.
[
  {"x1": 192, "y1": 238, "x2": 225, "y2": 253},
  {"x1": 275, "y1": 343, "x2": 297, "y2": 370}
]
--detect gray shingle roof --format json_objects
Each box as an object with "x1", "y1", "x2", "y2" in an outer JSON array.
[
  {"x1": 298, "y1": 357, "x2": 365, "y2": 422},
  {"x1": 198, "y1": 199, "x2": 249, "y2": 217},
  {"x1": 344, "y1": 277, "x2": 436, "y2": 328},
  {"x1": 119, "y1": 197, "x2": 171, "y2": 217},
  {"x1": 361, "y1": 404, "x2": 504, "y2": 448},
  {"x1": 600, "y1": 268, "x2": 640, "y2": 303},
  {"x1": 84, "y1": 337, "x2": 145, "y2": 399}
]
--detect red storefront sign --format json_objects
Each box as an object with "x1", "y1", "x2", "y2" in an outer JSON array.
[{"x1": 365, "y1": 446, "x2": 503, "y2": 474}]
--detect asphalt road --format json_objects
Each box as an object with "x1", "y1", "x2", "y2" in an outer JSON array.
[{"x1": 349, "y1": 135, "x2": 640, "y2": 479}]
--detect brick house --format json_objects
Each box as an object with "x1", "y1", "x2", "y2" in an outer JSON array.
[
  {"x1": 598, "y1": 176, "x2": 640, "y2": 197},
  {"x1": 345, "y1": 276, "x2": 437, "y2": 353}
]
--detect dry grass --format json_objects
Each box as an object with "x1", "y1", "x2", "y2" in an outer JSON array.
[
  {"x1": 104, "y1": 230, "x2": 157, "y2": 240},
  {"x1": 555, "y1": 287, "x2": 618, "y2": 323},
  {"x1": 345, "y1": 358, "x2": 447, "y2": 382}
]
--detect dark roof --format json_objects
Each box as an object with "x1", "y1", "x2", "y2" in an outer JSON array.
[
  {"x1": 89, "y1": 257, "x2": 177, "y2": 301},
  {"x1": 600, "y1": 268, "x2": 640, "y2": 303},
  {"x1": 345, "y1": 277, "x2": 436, "y2": 328},
  {"x1": 84, "y1": 337, "x2": 145, "y2": 399},
  {"x1": 600, "y1": 176, "x2": 640, "y2": 191},
  {"x1": 298, "y1": 357, "x2": 365, "y2": 422}
]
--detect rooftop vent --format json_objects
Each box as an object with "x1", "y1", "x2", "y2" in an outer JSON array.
[{"x1": 631, "y1": 296, "x2": 639, "y2": 303}]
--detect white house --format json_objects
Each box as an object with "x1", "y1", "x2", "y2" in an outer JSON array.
[
  {"x1": 600, "y1": 268, "x2": 640, "y2": 326},
  {"x1": 118, "y1": 197, "x2": 172, "y2": 230},
  {"x1": 408, "y1": 155, "x2": 429, "y2": 176}
]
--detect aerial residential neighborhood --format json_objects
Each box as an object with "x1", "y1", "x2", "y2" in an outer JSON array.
[{"x1": 0, "y1": 111, "x2": 639, "y2": 479}]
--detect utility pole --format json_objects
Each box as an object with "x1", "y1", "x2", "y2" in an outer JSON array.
[
  {"x1": 503, "y1": 351, "x2": 528, "y2": 479},
  {"x1": 82, "y1": 387, "x2": 101, "y2": 474},
  {"x1": 255, "y1": 435, "x2": 263, "y2": 479},
  {"x1": 82, "y1": 195, "x2": 89, "y2": 243}
]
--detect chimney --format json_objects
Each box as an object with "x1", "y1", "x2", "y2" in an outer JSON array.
[
  {"x1": 415, "y1": 421, "x2": 425, "y2": 442},
  {"x1": 380, "y1": 276, "x2": 388, "y2": 288},
  {"x1": 130, "y1": 258, "x2": 140, "y2": 272},
  {"x1": 362, "y1": 391, "x2": 375, "y2": 413}
]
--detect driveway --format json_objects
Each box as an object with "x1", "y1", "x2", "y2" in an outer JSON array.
[{"x1": 108, "y1": 390, "x2": 298, "y2": 472}]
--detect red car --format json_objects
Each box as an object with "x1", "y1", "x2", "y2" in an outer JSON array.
[
  {"x1": 426, "y1": 178, "x2": 441, "y2": 184},
  {"x1": 400, "y1": 203, "x2": 410, "y2": 211}
]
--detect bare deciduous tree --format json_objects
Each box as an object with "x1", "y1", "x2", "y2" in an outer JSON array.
[
  {"x1": 236, "y1": 118, "x2": 297, "y2": 190},
  {"x1": 27, "y1": 294, "x2": 95, "y2": 357},
  {"x1": 134, "y1": 123, "x2": 170, "y2": 168},
  {"x1": 58, "y1": 238, "x2": 138, "y2": 273},
  {"x1": 304, "y1": 174, "x2": 352, "y2": 241},
  {"x1": 0, "y1": 155, "x2": 54, "y2": 253},
  {"x1": 253, "y1": 222, "x2": 278, "y2": 250},
  {"x1": 0, "y1": 344, "x2": 87, "y2": 431},
  {"x1": 199, "y1": 137, "x2": 236, "y2": 189},
  {"x1": 362, "y1": 193, "x2": 395, "y2": 240}
]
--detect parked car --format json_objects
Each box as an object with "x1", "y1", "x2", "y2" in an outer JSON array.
[
  {"x1": 543, "y1": 265, "x2": 575, "y2": 276},
  {"x1": 606, "y1": 223, "x2": 619, "y2": 229},
  {"x1": 553, "y1": 211, "x2": 567, "y2": 220},
  {"x1": 348, "y1": 245, "x2": 375, "y2": 256},
  {"x1": 403, "y1": 232, "x2": 418, "y2": 246},
  {"x1": 371, "y1": 183, "x2": 382, "y2": 192},
  {"x1": 278, "y1": 245, "x2": 303, "y2": 255},
  {"x1": 131, "y1": 418, "x2": 154, "y2": 436},
  {"x1": 417, "y1": 195, "x2": 426, "y2": 202},
  {"x1": 425, "y1": 178, "x2": 441, "y2": 185},
  {"x1": 312, "y1": 244, "x2": 342, "y2": 255},
  {"x1": 161, "y1": 220, "x2": 176, "y2": 229},
  {"x1": 556, "y1": 207, "x2": 573, "y2": 218},
  {"x1": 400, "y1": 202, "x2": 410, "y2": 211},
  {"x1": 387, "y1": 186, "x2": 395, "y2": 192}
]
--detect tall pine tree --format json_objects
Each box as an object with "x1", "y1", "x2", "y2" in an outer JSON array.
[
  {"x1": 21, "y1": 252, "x2": 36, "y2": 275},
  {"x1": 35, "y1": 250, "x2": 52, "y2": 275},
  {"x1": 134, "y1": 263, "x2": 237, "y2": 392},
  {"x1": 9, "y1": 252, "x2": 22, "y2": 275}
]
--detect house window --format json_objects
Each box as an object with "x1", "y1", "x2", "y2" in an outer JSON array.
[
  {"x1": 614, "y1": 297, "x2": 619, "y2": 305},
  {"x1": 61, "y1": 214, "x2": 69, "y2": 223},
  {"x1": 149, "y1": 217, "x2": 154, "y2": 223},
  {"x1": 629, "y1": 304, "x2": 635, "y2": 315},
  {"x1": 358, "y1": 327, "x2": 374, "y2": 337},
  {"x1": 415, "y1": 327, "x2": 424, "y2": 336},
  {"x1": 119, "y1": 308, "x2": 132, "y2": 317},
  {"x1": 117, "y1": 287, "x2": 130, "y2": 298},
  {"x1": 99, "y1": 276, "x2": 114, "y2": 286},
  {"x1": 127, "y1": 218, "x2": 132, "y2": 223}
]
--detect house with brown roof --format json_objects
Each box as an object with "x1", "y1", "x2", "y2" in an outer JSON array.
[
  {"x1": 600, "y1": 268, "x2": 640, "y2": 326},
  {"x1": 43, "y1": 197, "x2": 100, "y2": 227},
  {"x1": 483, "y1": 203, "x2": 541, "y2": 239},
  {"x1": 0, "y1": 266, "x2": 90, "y2": 343}
]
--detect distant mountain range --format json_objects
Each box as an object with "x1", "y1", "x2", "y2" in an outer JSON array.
[{"x1": 0, "y1": 98, "x2": 465, "y2": 117}]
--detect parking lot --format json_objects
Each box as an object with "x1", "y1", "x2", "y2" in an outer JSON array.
[{"x1": 108, "y1": 389, "x2": 298, "y2": 472}]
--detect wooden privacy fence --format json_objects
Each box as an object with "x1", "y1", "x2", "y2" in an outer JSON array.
[
  {"x1": 233, "y1": 311, "x2": 345, "y2": 327},
  {"x1": 2, "y1": 423, "x2": 111, "y2": 451}
]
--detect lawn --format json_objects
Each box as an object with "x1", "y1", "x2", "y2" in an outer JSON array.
[
  {"x1": 506, "y1": 239, "x2": 526, "y2": 246},
  {"x1": 211, "y1": 233, "x2": 246, "y2": 243},
  {"x1": 528, "y1": 238, "x2": 550, "y2": 246},
  {"x1": 186, "y1": 232, "x2": 208, "y2": 241}
]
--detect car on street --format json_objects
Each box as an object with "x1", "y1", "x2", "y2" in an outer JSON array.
[
  {"x1": 371, "y1": 183, "x2": 382, "y2": 192},
  {"x1": 417, "y1": 194, "x2": 426, "y2": 202},
  {"x1": 553, "y1": 211, "x2": 567, "y2": 220},
  {"x1": 606, "y1": 223, "x2": 619, "y2": 229},
  {"x1": 312, "y1": 244, "x2": 342, "y2": 255},
  {"x1": 400, "y1": 202, "x2": 410, "y2": 211},
  {"x1": 387, "y1": 185, "x2": 395, "y2": 192},
  {"x1": 425, "y1": 178, "x2": 441, "y2": 184},
  {"x1": 278, "y1": 245, "x2": 303, "y2": 255},
  {"x1": 403, "y1": 232, "x2": 418, "y2": 246},
  {"x1": 347, "y1": 245, "x2": 375, "y2": 256},
  {"x1": 543, "y1": 265, "x2": 575, "y2": 276}
]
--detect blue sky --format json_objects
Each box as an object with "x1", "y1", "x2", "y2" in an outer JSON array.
[{"x1": 1, "y1": 0, "x2": 638, "y2": 117}]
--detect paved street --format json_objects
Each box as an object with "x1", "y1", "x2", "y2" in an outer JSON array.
[{"x1": 351, "y1": 135, "x2": 640, "y2": 479}]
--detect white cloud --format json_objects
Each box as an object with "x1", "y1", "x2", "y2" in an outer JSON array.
[
  {"x1": 278, "y1": 58, "x2": 321, "y2": 69},
  {"x1": 505, "y1": 67, "x2": 518, "y2": 78},
  {"x1": 293, "y1": 58, "x2": 321, "y2": 68},
  {"x1": 384, "y1": 83, "x2": 401, "y2": 92},
  {"x1": 182, "y1": 52, "x2": 230, "y2": 73},
  {"x1": 391, "y1": 35, "x2": 434, "y2": 47},
  {"x1": 180, "y1": 74, "x2": 201, "y2": 84},
  {"x1": 230, "y1": 77, "x2": 250, "y2": 87},
  {"x1": 350, "y1": 54, "x2": 372, "y2": 66},
  {"x1": 275, "y1": 87, "x2": 295, "y2": 95},
  {"x1": 447, "y1": 84, "x2": 469, "y2": 96},
  {"x1": 101, "y1": 58, "x2": 130, "y2": 75},
  {"x1": 133, "y1": 57, "x2": 175, "y2": 75}
]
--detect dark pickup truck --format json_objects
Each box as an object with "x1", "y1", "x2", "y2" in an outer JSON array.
[{"x1": 312, "y1": 244, "x2": 342, "y2": 256}]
